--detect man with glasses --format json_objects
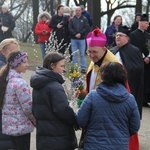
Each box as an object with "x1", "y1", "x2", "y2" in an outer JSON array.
[
  {"x1": 86, "y1": 28, "x2": 120, "y2": 92},
  {"x1": 85, "y1": 27, "x2": 141, "y2": 150},
  {"x1": 111, "y1": 25, "x2": 144, "y2": 118}
]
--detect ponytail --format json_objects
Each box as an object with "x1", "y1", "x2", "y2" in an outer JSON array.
[{"x1": 0, "y1": 64, "x2": 10, "y2": 108}]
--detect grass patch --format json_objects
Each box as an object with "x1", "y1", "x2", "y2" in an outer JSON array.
[{"x1": 19, "y1": 42, "x2": 42, "y2": 70}]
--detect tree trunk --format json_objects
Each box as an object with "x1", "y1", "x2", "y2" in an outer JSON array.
[
  {"x1": 93, "y1": 0, "x2": 100, "y2": 28},
  {"x1": 32, "y1": 0, "x2": 39, "y2": 43},
  {"x1": 136, "y1": 0, "x2": 142, "y2": 13},
  {"x1": 87, "y1": 0, "x2": 100, "y2": 29},
  {"x1": 66, "y1": 0, "x2": 70, "y2": 6},
  {"x1": 146, "y1": 0, "x2": 150, "y2": 15},
  {"x1": 107, "y1": 12, "x2": 114, "y2": 26},
  {"x1": 50, "y1": 0, "x2": 54, "y2": 15},
  {"x1": 87, "y1": 0, "x2": 93, "y2": 17}
]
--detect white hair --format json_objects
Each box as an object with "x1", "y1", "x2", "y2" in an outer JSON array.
[{"x1": 2, "y1": 4, "x2": 9, "y2": 10}]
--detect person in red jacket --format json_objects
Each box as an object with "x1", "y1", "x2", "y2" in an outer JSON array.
[{"x1": 35, "y1": 12, "x2": 52, "y2": 59}]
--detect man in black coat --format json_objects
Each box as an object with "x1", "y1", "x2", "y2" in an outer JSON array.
[
  {"x1": 130, "y1": 14, "x2": 150, "y2": 107},
  {"x1": 49, "y1": 5, "x2": 69, "y2": 54},
  {"x1": 111, "y1": 26, "x2": 144, "y2": 118}
]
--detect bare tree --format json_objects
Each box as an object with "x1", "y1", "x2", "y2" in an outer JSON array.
[
  {"x1": 74, "y1": 0, "x2": 87, "y2": 6},
  {"x1": 103, "y1": 0, "x2": 136, "y2": 26},
  {"x1": 32, "y1": 0, "x2": 39, "y2": 43},
  {"x1": 72, "y1": 0, "x2": 137, "y2": 28},
  {"x1": 9, "y1": 0, "x2": 32, "y2": 21}
]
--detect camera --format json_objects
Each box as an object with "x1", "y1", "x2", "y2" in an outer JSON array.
[
  {"x1": 43, "y1": 30, "x2": 46, "y2": 33},
  {"x1": 59, "y1": 21, "x2": 63, "y2": 25}
]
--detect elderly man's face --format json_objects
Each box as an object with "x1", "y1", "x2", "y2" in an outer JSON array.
[
  {"x1": 87, "y1": 47, "x2": 105, "y2": 63},
  {"x1": 139, "y1": 21, "x2": 149, "y2": 30},
  {"x1": 115, "y1": 32, "x2": 128, "y2": 47},
  {"x1": 2, "y1": 7, "x2": 8, "y2": 13}
]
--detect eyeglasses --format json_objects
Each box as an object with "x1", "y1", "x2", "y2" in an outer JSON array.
[{"x1": 87, "y1": 50, "x2": 99, "y2": 55}]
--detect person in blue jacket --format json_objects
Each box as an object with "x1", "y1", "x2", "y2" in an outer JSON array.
[
  {"x1": 76, "y1": 62, "x2": 140, "y2": 150},
  {"x1": 80, "y1": 5, "x2": 93, "y2": 28},
  {"x1": 105, "y1": 15, "x2": 122, "y2": 48}
]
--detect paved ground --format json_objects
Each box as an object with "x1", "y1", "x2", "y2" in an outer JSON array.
[{"x1": 22, "y1": 70, "x2": 150, "y2": 150}]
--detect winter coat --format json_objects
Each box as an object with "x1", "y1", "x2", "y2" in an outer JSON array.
[
  {"x1": 110, "y1": 43, "x2": 144, "y2": 118},
  {"x1": 68, "y1": 15, "x2": 90, "y2": 39},
  {"x1": 0, "y1": 53, "x2": 13, "y2": 149},
  {"x1": 2, "y1": 69, "x2": 35, "y2": 136},
  {"x1": 130, "y1": 29, "x2": 150, "y2": 94},
  {"x1": 1, "y1": 11, "x2": 15, "y2": 40},
  {"x1": 0, "y1": 110, "x2": 13, "y2": 150},
  {"x1": 105, "y1": 23, "x2": 122, "y2": 48},
  {"x1": 130, "y1": 22, "x2": 138, "y2": 32},
  {"x1": 0, "y1": 25, "x2": 3, "y2": 42},
  {"x1": 49, "y1": 14, "x2": 69, "y2": 43},
  {"x1": 82, "y1": 11, "x2": 93, "y2": 27},
  {"x1": 35, "y1": 12, "x2": 52, "y2": 43},
  {"x1": 0, "y1": 52, "x2": 6, "y2": 67},
  {"x1": 30, "y1": 67, "x2": 77, "y2": 150},
  {"x1": 77, "y1": 83, "x2": 140, "y2": 150}
]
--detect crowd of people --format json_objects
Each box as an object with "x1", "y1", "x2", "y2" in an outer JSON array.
[{"x1": 0, "y1": 3, "x2": 150, "y2": 150}]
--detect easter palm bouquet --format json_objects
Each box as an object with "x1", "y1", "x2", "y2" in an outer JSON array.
[{"x1": 69, "y1": 63, "x2": 87, "y2": 107}]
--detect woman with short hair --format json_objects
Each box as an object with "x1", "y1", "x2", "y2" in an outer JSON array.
[{"x1": 77, "y1": 62, "x2": 140, "y2": 150}]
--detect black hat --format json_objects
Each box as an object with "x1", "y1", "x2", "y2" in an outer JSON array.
[
  {"x1": 140, "y1": 14, "x2": 149, "y2": 21},
  {"x1": 118, "y1": 26, "x2": 130, "y2": 37}
]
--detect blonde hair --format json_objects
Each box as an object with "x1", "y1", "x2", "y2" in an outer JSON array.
[
  {"x1": 64, "y1": 6, "x2": 71, "y2": 14},
  {"x1": 0, "y1": 38, "x2": 19, "y2": 51}
]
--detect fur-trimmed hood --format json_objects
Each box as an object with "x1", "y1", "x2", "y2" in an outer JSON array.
[{"x1": 37, "y1": 11, "x2": 51, "y2": 22}]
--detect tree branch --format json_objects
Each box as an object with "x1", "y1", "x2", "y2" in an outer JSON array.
[
  {"x1": 100, "y1": 4, "x2": 136, "y2": 16},
  {"x1": 14, "y1": 0, "x2": 32, "y2": 21}
]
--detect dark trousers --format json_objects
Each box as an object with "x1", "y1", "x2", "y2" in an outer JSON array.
[{"x1": 10, "y1": 133, "x2": 30, "y2": 150}]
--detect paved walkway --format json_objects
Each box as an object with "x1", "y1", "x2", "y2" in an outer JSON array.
[{"x1": 22, "y1": 70, "x2": 150, "y2": 150}]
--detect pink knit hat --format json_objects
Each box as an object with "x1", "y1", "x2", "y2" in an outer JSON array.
[{"x1": 86, "y1": 28, "x2": 106, "y2": 47}]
